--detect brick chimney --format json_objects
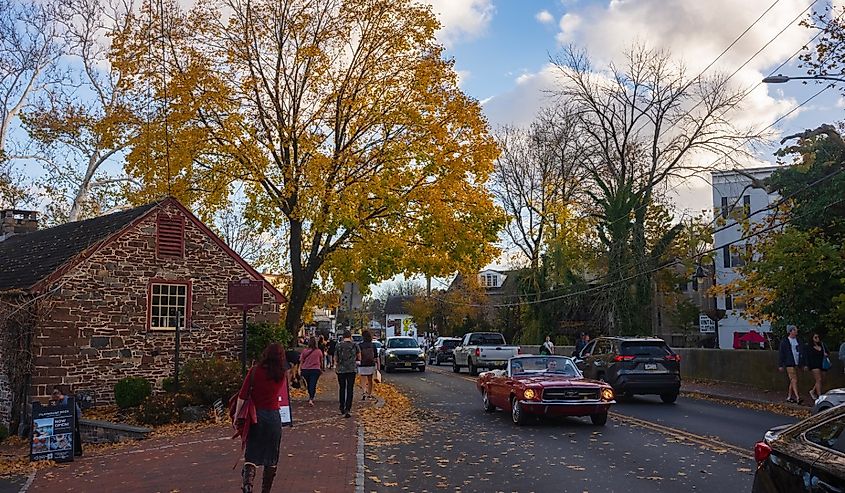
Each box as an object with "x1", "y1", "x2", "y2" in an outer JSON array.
[{"x1": 0, "y1": 209, "x2": 38, "y2": 241}]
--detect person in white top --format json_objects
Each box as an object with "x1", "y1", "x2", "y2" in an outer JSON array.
[{"x1": 541, "y1": 335, "x2": 555, "y2": 356}]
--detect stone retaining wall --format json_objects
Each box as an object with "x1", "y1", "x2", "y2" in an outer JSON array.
[{"x1": 79, "y1": 419, "x2": 151, "y2": 444}]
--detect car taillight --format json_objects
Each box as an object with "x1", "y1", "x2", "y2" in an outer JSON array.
[
  {"x1": 475, "y1": 348, "x2": 481, "y2": 357},
  {"x1": 664, "y1": 354, "x2": 681, "y2": 362},
  {"x1": 613, "y1": 355, "x2": 635, "y2": 362},
  {"x1": 754, "y1": 442, "x2": 771, "y2": 463}
]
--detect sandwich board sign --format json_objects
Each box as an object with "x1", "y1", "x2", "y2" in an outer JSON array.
[{"x1": 30, "y1": 398, "x2": 76, "y2": 463}]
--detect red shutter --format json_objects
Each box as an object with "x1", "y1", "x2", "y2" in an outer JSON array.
[{"x1": 157, "y1": 214, "x2": 185, "y2": 258}]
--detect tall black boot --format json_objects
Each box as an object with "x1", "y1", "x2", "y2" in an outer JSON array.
[
  {"x1": 242, "y1": 463, "x2": 257, "y2": 493},
  {"x1": 261, "y1": 465, "x2": 277, "y2": 493}
]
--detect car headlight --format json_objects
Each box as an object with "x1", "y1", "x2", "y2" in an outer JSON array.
[
  {"x1": 388, "y1": 353, "x2": 397, "y2": 360},
  {"x1": 601, "y1": 388, "x2": 614, "y2": 401},
  {"x1": 523, "y1": 389, "x2": 536, "y2": 400},
  {"x1": 418, "y1": 352, "x2": 425, "y2": 359}
]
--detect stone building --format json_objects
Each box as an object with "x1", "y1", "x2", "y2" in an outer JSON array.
[{"x1": 0, "y1": 198, "x2": 285, "y2": 431}]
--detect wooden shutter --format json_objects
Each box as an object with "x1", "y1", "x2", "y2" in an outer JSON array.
[{"x1": 157, "y1": 214, "x2": 185, "y2": 258}]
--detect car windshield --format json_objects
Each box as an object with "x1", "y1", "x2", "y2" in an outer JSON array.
[
  {"x1": 510, "y1": 357, "x2": 579, "y2": 377},
  {"x1": 621, "y1": 342, "x2": 671, "y2": 357},
  {"x1": 387, "y1": 338, "x2": 419, "y2": 349}
]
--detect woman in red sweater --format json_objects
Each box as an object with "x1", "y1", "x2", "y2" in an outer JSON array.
[{"x1": 234, "y1": 343, "x2": 287, "y2": 493}]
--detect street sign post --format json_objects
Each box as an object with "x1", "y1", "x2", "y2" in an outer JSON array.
[{"x1": 227, "y1": 278, "x2": 265, "y2": 375}]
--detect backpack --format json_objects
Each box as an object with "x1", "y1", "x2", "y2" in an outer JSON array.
[{"x1": 360, "y1": 343, "x2": 375, "y2": 367}]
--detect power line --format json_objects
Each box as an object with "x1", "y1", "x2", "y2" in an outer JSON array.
[{"x1": 437, "y1": 195, "x2": 845, "y2": 309}]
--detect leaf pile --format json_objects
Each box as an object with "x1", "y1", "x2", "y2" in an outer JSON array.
[{"x1": 359, "y1": 381, "x2": 422, "y2": 447}]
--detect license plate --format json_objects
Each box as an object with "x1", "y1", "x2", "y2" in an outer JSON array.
[
  {"x1": 404, "y1": 363, "x2": 412, "y2": 367},
  {"x1": 644, "y1": 363, "x2": 658, "y2": 370}
]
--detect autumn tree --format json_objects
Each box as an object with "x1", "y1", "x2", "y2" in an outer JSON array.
[
  {"x1": 112, "y1": 0, "x2": 503, "y2": 334},
  {"x1": 551, "y1": 45, "x2": 758, "y2": 335}
]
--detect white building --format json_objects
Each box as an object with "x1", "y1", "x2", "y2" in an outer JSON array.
[{"x1": 711, "y1": 166, "x2": 780, "y2": 349}]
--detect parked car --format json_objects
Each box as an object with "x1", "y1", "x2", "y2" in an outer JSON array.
[
  {"x1": 813, "y1": 388, "x2": 845, "y2": 414},
  {"x1": 380, "y1": 336, "x2": 426, "y2": 373},
  {"x1": 428, "y1": 337, "x2": 461, "y2": 365},
  {"x1": 574, "y1": 337, "x2": 681, "y2": 403},
  {"x1": 453, "y1": 332, "x2": 520, "y2": 376},
  {"x1": 476, "y1": 355, "x2": 615, "y2": 426},
  {"x1": 752, "y1": 405, "x2": 845, "y2": 492}
]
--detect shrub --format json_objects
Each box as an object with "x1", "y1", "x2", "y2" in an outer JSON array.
[
  {"x1": 0, "y1": 423, "x2": 9, "y2": 442},
  {"x1": 247, "y1": 322, "x2": 292, "y2": 362},
  {"x1": 161, "y1": 376, "x2": 178, "y2": 393},
  {"x1": 114, "y1": 377, "x2": 153, "y2": 409},
  {"x1": 136, "y1": 394, "x2": 178, "y2": 426},
  {"x1": 180, "y1": 358, "x2": 242, "y2": 405}
]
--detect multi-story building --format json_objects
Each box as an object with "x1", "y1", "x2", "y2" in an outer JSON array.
[{"x1": 711, "y1": 165, "x2": 780, "y2": 349}]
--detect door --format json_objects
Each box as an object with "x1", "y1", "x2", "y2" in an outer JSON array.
[
  {"x1": 591, "y1": 340, "x2": 612, "y2": 380},
  {"x1": 805, "y1": 415, "x2": 845, "y2": 493}
]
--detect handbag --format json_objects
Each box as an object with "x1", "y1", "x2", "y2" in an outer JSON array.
[{"x1": 374, "y1": 369, "x2": 382, "y2": 384}]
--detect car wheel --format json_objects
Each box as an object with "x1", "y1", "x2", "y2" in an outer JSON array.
[
  {"x1": 660, "y1": 392, "x2": 678, "y2": 404},
  {"x1": 511, "y1": 397, "x2": 527, "y2": 425},
  {"x1": 590, "y1": 412, "x2": 608, "y2": 426},
  {"x1": 482, "y1": 389, "x2": 496, "y2": 412},
  {"x1": 452, "y1": 361, "x2": 461, "y2": 373},
  {"x1": 468, "y1": 359, "x2": 479, "y2": 377}
]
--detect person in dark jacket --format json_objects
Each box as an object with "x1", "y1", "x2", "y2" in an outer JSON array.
[{"x1": 778, "y1": 325, "x2": 803, "y2": 404}]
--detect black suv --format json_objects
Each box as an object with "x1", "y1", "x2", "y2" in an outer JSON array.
[
  {"x1": 575, "y1": 337, "x2": 681, "y2": 403},
  {"x1": 427, "y1": 337, "x2": 461, "y2": 365}
]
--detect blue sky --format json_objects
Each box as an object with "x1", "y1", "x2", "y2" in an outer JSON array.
[{"x1": 424, "y1": 0, "x2": 844, "y2": 216}]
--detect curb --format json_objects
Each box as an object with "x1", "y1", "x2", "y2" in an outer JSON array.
[
  {"x1": 355, "y1": 424, "x2": 364, "y2": 493},
  {"x1": 682, "y1": 389, "x2": 810, "y2": 412}
]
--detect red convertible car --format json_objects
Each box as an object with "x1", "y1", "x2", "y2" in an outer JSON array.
[{"x1": 476, "y1": 355, "x2": 615, "y2": 426}]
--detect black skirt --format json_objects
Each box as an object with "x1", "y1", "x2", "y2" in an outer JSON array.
[{"x1": 244, "y1": 408, "x2": 281, "y2": 466}]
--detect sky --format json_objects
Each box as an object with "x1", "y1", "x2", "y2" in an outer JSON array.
[{"x1": 423, "y1": 0, "x2": 844, "y2": 217}]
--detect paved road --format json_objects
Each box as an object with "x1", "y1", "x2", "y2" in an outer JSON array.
[{"x1": 364, "y1": 365, "x2": 799, "y2": 493}]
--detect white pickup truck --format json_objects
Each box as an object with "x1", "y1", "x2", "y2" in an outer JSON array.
[{"x1": 453, "y1": 332, "x2": 520, "y2": 376}]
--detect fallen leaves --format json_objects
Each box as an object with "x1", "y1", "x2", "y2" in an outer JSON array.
[{"x1": 359, "y1": 382, "x2": 423, "y2": 447}]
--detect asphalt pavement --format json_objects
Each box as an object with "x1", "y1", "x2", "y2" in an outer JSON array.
[{"x1": 364, "y1": 365, "x2": 800, "y2": 493}]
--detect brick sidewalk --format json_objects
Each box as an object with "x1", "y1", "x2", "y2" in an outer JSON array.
[{"x1": 25, "y1": 369, "x2": 363, "y2": 493}]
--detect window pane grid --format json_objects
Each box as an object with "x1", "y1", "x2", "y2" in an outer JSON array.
[{"x1": 150, "y1": 283, "x2": 187, "y2": 330}]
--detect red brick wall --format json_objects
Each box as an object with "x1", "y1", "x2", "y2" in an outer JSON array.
[{"x1": 30, "y1": 202, "x2": 280, "y2": 404}]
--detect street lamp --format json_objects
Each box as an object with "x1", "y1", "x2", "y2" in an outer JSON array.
[{"x1": 763, "y1": 73, "x2": 845, "y2": 84}]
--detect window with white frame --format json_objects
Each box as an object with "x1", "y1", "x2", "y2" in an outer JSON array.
[
  {"x1": 479, "y1": 273, "x2": 499, "y2": 288},
  {"x1": 150, "y1": 283, "x2": 188, "y2": 330}
]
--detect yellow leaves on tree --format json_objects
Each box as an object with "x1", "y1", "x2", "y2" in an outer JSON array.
[{"x1": 112, "y1": 0, "x2": 503, "y2": 332}]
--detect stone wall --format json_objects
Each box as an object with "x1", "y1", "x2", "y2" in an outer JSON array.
[{"x1": 30, "y1": 201, "x2": 280, "y2": 405}]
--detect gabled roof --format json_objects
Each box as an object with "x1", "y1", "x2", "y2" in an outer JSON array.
[
  {"x1": 0, "y1": 203, "x2": 158, "y2": 292},
  {"x1": 384, "y1": 295, "x2": 415, "y2": 315},
  {"x1": 0, "y1": 197, "x2": 287, "y2": 303}
]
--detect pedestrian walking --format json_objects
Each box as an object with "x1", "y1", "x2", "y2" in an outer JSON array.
[
  {"x1": 50, "y1": 386, "x2": 83, "y2": 457},
  {"x1": 778, "y1": 325, "x2": 804, "y2": 404},
  {"x1": 286, "y1": 346, "x2": 302, "y2": 389},
  {"x1": 233, "y1": 343, "x2": 288, "y2": 493},
  {"x1": 327, "y1": 338, "x2": 337, "y2": 369},
  {"x1": 804, "y1": 332, "x2": 830, "y2": 401},
  {"x1": 334, "y1": 330, "x2": 360, "y2": 418},
  {"x1": 300, "y1": 337, "x2": 324, "y2": 406},
  {"x1": 358, "y1": 330, "x2": 379, "y2": 400},
  {"x1": 540, "y1": 335, "x2": 555, "y2": 355}
]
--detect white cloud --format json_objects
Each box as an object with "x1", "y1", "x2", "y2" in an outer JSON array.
[
  {"x1": 455, "y1": 69, "x2": 471, "y2": 88},
  {"x1": 535, "y1": 10, "x2": 554, "y2": 24},
  {"x1": 422, "y1": 0, "x2": 496, "y2": 47},
  {"x1": 484, "y1": 0, "x2": 816, "y2": 213},
  {"x1": 555, "y1": 13, "x2": 582, "y2": 44}
]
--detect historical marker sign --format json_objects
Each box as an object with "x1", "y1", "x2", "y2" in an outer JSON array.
[
  {"x1": 30, "y1": 398, "x2": 76, "y2": 463},
  {"x1": 227, "y1": 278, "x2": 264, "y2": 309}
]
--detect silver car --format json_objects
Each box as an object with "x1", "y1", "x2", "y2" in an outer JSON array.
[{"x1": 812, "y1": 388, "x2": 845, "y2": 414}]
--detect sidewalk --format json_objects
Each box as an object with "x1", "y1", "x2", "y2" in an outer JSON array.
[
  {"x1": 682, "y1": 379, "x2": 811, "y2": 415},
  {"x1": 22, "y1": 369, "x2": 364, "y2": 493}
]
